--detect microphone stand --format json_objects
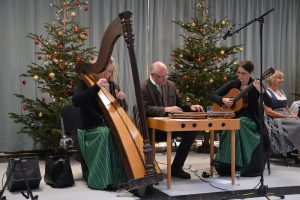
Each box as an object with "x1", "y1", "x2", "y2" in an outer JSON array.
[{"x1": 222, "y1": 8, "x2": 284, "y2": 200}]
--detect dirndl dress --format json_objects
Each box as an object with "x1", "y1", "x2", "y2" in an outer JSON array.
[{"x1": 77, "y1": 126, "x2": 127, "y2": 190}]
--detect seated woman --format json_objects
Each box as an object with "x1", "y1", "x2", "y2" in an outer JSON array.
[
  {"x1": 72, "y1": 57, "x2": 127, "y2": 190},
  {"x1": 263, "y1": 70, "x2": 300, "y2": 162},
  {"x1": 210, "y1": 60, "x2": 268, "y2": 176}
]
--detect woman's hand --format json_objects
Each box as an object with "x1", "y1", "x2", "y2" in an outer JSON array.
[
  {"x1": 116, "y1": 90, "x2": 126, "y2": 100},
  {"x1": 253, "y1": 80, "x2": 262, "y2": 93},
  {"x1": 222, "y1": 98, "x2": 234, "y2": 107},
  {"x1": 97, "y1": 78, "x2": 109, "y2": 88}
]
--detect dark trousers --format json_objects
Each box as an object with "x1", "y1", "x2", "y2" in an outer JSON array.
[{"x1": 150, "y1": 130, "x2": 197, "y2": 169}]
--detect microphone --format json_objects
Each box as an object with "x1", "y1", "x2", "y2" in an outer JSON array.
[{"x1": 222, "y1": 30, "x2": 231, "y2": 40}]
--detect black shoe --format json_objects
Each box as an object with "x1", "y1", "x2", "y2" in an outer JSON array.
[
  {"x1": 171, "y1": 168, "x2": 191, "y2": 179},
  {"x1": 295, "y1": 157, "x2": 300, "y2": 164}
]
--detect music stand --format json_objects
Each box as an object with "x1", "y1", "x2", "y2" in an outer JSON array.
[
  {"x1": 221, "y1": 8, "x2": 285, "y2": 200},
  {"x1": 0, "y1": 158, "x2": 38, "y2": 200}
]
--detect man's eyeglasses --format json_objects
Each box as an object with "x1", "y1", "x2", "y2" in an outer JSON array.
[{"x1": 152, "y1": 73, "x2": 169, "y2": 80}]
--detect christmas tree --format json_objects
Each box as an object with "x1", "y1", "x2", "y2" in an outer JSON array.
[
  {"x1": 170, "y1": 2, "x2": 243, "y2": 107},
  {"x1": 9, "y1": 0, "x2": 96, "y2": 149}
]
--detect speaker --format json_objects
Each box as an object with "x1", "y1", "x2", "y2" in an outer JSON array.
[{"x1": 6, "y1": 156, "x2": 42, "y2": 192}]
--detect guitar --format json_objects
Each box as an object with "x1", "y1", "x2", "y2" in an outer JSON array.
[{"x1": 212, "y1": 67, "x2": 275, "y2": 112}]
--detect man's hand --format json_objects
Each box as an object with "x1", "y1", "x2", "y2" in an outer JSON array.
[
  {"x1": 165, "y1": 106, "x2": 183, "y2": 113},
  {"x1": 191, "y1": 105, "x2": 204, "y2": 112}
]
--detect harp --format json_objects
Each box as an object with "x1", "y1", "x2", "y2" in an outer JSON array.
[{"x1": 75, "y1": 11, "x2": 163, "y2": 190}]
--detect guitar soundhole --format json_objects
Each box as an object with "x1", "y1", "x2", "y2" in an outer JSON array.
[
  {"x1": 192, "y1": 123, "x2": 197, "y2": 127},
  {"x1": 208, "y1": 123, "x2": 212, "y2": 127},
  {"x1": 221, "y1": 123, "x2": 225, "y2": 127},
  {"x1": 181, "y1": 123, "x2": 186, "y2": 128}
]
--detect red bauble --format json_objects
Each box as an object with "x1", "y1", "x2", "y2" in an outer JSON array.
[
  {"x1": 192, "y1": 53, "x2": 195, "y2": 58},
  {"x1": 59, "y1": 65, "x2": 65, "y2": 71},
  {"x1": 76, "y1": 55, "x2": 81, "y2": 62},
  {"x1": 22, "y1": 80, "x2": 26, "y2": 85},
  {"x1": 83, "y1": 31, "x2": 88, "y2": 36},
  {"x1": 199, "y1": 27, "x2": 203, "y2": 33},
  {"x1": 63, "y1": 90, "x2": 68, "y2": 95},
  {"x1": 41, "y1": 97, "x2": 46, "y2": 102},
  {"x1": 56, "y1": 42, "x2": 64, "y2": 49},
  {"x1": 183, "y1": 75, "x2": 189, "y2": 81},
  {"x1": 75, "y1": 0, "x2": 80, "y2": 6},
  {"x1": 37, "y1": 55, "x2": 42, "y2": 60},
  {"x1": 34, "y1": 39, "x2": 39, "y2": 45},
  {"x1": 74, "y1": 26, "x2": 79, "y2": 33},
  {"x1": 84, "y1": 6, "x2": 88, "y2": 11},
  {"x1": 223, "y1": 76, "x2": 228, "y2": 81},
  {"x1": 22, "y1": 104, "x2": 28, "y2": 111},
  {"x1": 68, "y1": 81, "x2": 74, "y2": 86}
]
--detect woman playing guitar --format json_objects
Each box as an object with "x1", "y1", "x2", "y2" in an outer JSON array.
[{"x1": 210, "y1": 60, "x2": 268, "y2": 177}]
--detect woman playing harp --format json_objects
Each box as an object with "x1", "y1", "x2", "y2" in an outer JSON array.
[{"x1": 72, "y1": 59, "x2": 128, "y2": 190}]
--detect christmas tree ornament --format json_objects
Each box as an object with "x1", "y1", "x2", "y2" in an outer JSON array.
[
  {"x1": 74, "y1": 26, "x2": 79, "y2": 33},
  {"x1": 41, "y1": 97, "x2": 46, "y2": 102},
  {"x1": 59, "y1": 65, "x2": 65, "y2": 71},
  {"x1": 186, "y1": 96, "x2": 190, "y2": 102},
  {"x1": 209, "y1": 78, "x2": 214, "y2": 83},
  {"x1": 191, "y1": 22, "x2": 196, "y2": 27},
  {"x1": 32, "y1": 75, "x2": 39, "y2": 81},
  {"x1": 223, "y1": 76, "x2": 228, "y2": 81},
  {"x1": 199, "y1": 27, "x2": 203, "y2": 33},
  {"x1": 37, "y1": 55, "x2": 42, "y2": 60},
  {"x1": 22, "y1": 80, "x2": 27, "y2": 85},
  {"x1": 22, "y1": 104, "x2": 28, "y2": 111},
  {"x1": 71, "y1": 11, "x2": 77, "y2": 17},
  {"x1": 75, "y1": 0, "x2": 80, "y2": 6},
  {"x1": 84, "y1": 6, "x2": 88, "y2": 11},
  {"x1": 220, "y1": 50, "x2": 225, "y2": 55},
  {"x1": 183, "y1": 75, "x2": 189, "y2": 80},
  {"x1": 38, "y1": 112, "x2": 43, "y2": 117},
  {"x1": 34, "y1": 39, "x2": 39, "y2": 45},
  {"x1": 76, "y1": 55, "x2": 81, "y2": 62},
  {"x1": 48, "y1": 72, "x2": 55, "y2": 78}
]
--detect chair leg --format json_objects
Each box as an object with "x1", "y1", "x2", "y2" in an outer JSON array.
[{"x1": 267, "y1": 151, "x2": 271, "y2": 175}]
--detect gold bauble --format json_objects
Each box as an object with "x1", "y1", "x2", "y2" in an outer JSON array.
[
  {"x1": 239, "y1": 47, "x2": 244, "y2": 52},
  {"x1": 186, "y1": 96, "x2": 190, "y2": 102},
  {"x1": 38, "y1": 112, "x2": 43, "y2": 117},
  {"x1": 49, "y1": 72, "x2": 55, "y2": 78},
  {"x1": 71, "y1": 11, "x2": 77, "y2": 17},
  {"x1": 32, "y1": 75, "x2": 39, "y2": 81},
  {"x1": 220, "y1": 50, "x2": 225, "y2": 55},
  {"x1": 209, "y1": 79, "x2": 214, "y2": 83}
]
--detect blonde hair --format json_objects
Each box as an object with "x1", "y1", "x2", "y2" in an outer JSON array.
[
  {"x1": 265, "y1": 70, "x2": 284, "y2": 86},
  {"x1": 108, "y1": 56, "x2": 117, "y2": 81}
]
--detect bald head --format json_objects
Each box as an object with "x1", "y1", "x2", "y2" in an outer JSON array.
[
  {"x1": 151, "y1": 61, "x2": 168, "y2": 85},
  {"x1": 151, "y1": 61, "x2": 168, "y2": 74}
]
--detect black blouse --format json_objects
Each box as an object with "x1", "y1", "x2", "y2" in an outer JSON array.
[
  {"x1": 210, "y1": 78, "x2": 261, "y2": 125},
  {"x1": 72, "y1": 80, "x2": 128, "y2": 129}
]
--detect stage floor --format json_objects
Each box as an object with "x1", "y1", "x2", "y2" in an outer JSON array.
[{"x1": 1, "y1": 151, "x2": 300, "y2": 200}]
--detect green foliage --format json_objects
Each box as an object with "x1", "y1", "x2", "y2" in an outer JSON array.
[
  {"x1": 170, "y1": 2, "x2": 243, "y2": 106},
  {"x1": 9, "y1": 0, "x2": 96, "y2": 149}
]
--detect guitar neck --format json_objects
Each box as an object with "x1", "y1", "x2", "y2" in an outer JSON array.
[{"x1": 233, "y1": 82, "x2": 254, "y2": 103}]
